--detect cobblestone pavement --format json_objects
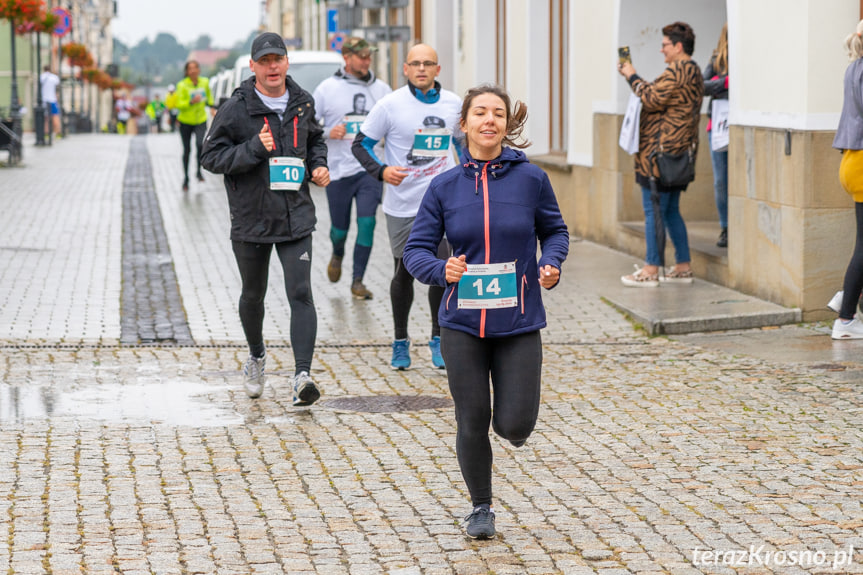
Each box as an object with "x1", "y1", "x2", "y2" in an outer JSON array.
[{"x1": 0, "y1": 134, "x2": 862, "y2": 574}]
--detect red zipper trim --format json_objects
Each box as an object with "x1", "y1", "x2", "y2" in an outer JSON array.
[
  {"x1": 521, "y1": 275, "x2": 527, "y2": 314},
  {"x1": 446, "y1": 285, "x2": 454, "y2": 310},
  {"x1": 293, "y1": 116, "x2": 298, "y2": 148},
  {"x1": 480, "y1": 163, "x2": 490, "y2": 338}
]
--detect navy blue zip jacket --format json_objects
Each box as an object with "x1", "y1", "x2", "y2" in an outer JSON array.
[{"x1": 403, "y1": 147, "x2": 569, "y2": 338}]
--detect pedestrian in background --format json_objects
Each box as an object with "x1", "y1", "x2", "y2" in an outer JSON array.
[
  {"x1": 704, "y1": 23, "x2": 730, "y2": 248},
  {"x1": 114, "y1": 92, "x2": 131, "y2": 135},
  {"x1": 403, "y1": 84, "x2": 569, "y2": 539},
  {"x1": 145, "y1": 95, "x2": 166, "y2": 134},
  {"x1": 201, "y1": 32, "x2": 330, "y2": 402},
  {"x1": 313, "y1": 37, "x2": 392, "y2": 300},
  {"x1": 39, "y1": 66, "x2": 61, "y2": 138},
  {"x1": 617, "y1": 22, "x2": 704, "y2": 287},
  {"x1": 165, "y1": 84, "x2": 179, "y2": 133},
  {"x1": 829, "y1": 19, "x2": 863, "y2": 339},
  {"x1": 352, "y1": 43, "x2": 462, "y2": 370},
  {"x1": 177, "y1": 60, "x2": 213, "y2": 191}
]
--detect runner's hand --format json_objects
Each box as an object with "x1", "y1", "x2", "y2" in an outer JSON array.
[
  {"x1": 446, "y1": 255, "x2": 467, "y2": 283},
  {"x1": 312, "y1": 167, "x2": 330, "y2": 187},
  {"x1": 383, "y1": 166, "x2": 409, "y2": 186},
  {"x1": 330, "y1": 124, "x2": 347, "y2": 140},
  {"x1": 539, "y1": 265, "x2": 560, "y2": 289},
  {"x1": 259, "y1": 122, "x2": 274, "y2": 152}
]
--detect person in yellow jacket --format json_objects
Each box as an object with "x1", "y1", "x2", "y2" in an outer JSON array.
[
  {"x1": 176, "y1": 60, "x2": 213, "y2": 190},
  {"x1": 165, "y1": 84, "x2": 179, "y2": 132}
]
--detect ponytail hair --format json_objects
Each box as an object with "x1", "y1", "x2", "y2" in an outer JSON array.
[{"x1": 844, "y1": 20, "x2": 863, "y2": 61}]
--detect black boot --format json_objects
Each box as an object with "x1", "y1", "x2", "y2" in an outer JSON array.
[{"x1": 717, "y1": 228, "x2": 728, "y2": 248}]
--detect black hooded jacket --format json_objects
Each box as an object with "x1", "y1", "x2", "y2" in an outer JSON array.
[{"x1": 201, "y1": 75, "x2": 327, "y2": 242}]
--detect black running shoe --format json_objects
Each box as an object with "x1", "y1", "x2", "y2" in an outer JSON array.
[{"x1": 464, "y1": 505, "x2": 495, "y2": 539}]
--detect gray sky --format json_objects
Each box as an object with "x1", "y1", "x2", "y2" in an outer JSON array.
[{"x1": 112, "y1": 0, "x2": 262, "y2": 48}]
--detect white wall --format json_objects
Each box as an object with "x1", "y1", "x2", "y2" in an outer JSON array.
[
  {"x1": 729, "y1": 0, "x2": 853, "y2": 130},
  {"x1": 423, "y1": 0, "x2": 456, "y2": 90}
]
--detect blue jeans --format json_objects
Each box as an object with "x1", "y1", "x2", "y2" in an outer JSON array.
[
  {"x1": 710, "y1": 142, "x2": 729, "y2": 229},
  {"x1": 641, "y1": 186, "x2": 690, "y2": 266}
]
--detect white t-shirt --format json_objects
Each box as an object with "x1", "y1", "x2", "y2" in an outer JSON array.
[
  {"x1": 40, "y1": 72, "x2": 59, "y2": 104},
  {"x1": 359, "y1": 85, "x2": 462, "y2": 218},
  {"x1": 255, "y1": 88, "x2": 290, "y2": 120},
  {"x1": 313, "y1": 72, "x2": 391, "y2": 181}
]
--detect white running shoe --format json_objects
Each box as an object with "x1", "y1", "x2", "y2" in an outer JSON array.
[
  {"x1": 827, "y1": 291, "x2": 843, "y2": 313},
  {"x1": 243, "y1": 354, "x2": 266, "y2": 399},
  {"x1": 831, "y1": 318, "x2": 863, "y2": 340}
]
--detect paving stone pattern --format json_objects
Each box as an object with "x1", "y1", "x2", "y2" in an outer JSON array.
[
  {"x1": 121, "y1": 137, "x2": 193, "y2": 345},
  {"x1": 0, "y1": 134, "x2": 861, "y2": 574}
]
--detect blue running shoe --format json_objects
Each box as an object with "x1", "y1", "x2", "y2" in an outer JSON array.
[
  {"x1": 428, "y1": 336, "x2": 445, "y2": 369},
  {"x1": 391, "y1": 339, "x2": 411, "y2": 370}
]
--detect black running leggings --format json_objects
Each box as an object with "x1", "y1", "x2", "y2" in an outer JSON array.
[
  {"x1": 391, "y1": 240, "x2": 449, "y2": 341},
  {"x1": 232, "y1": 237, "x2": 317, "y2": 374},
  {"x1": 840, "y1": 202, "x2": 863, "y2": 319},
  {"x1": 180, "y1": 122, "x2": 207, "y2": 181},
  {"x1": 440, "y1": 327, "x2": 543, "y2": 507}
]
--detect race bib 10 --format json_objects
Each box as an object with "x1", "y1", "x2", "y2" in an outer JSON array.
[
  {"x1": 457, "y1": 262, "x2": 518, "y2": 309},
  {"x1": 269, "y1": 157, "x2": 306, "y2": 191}
]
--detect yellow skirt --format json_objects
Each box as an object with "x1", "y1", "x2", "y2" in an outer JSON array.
[{"x1": 840, "y1": 149, "x2": 863, "y2": 202}]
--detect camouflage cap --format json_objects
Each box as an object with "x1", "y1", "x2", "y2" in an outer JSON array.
[{"x1": 341, "y1": 37, "x2": 377, "y2": 57}]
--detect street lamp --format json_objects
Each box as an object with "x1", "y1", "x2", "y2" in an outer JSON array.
[{"x1": 8, "y1": 18, "x2": 23, "y2": 161}]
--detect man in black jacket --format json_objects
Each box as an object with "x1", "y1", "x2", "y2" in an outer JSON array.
[{"x1": 202, "y1": 32, "x2": 330, "y2": 404}]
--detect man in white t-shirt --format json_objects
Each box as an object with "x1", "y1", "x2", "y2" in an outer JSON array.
[
  {"x1": 352, "y1": 43, "x2": 462, "y2": 371},
  {"x1": 39, "y1": 66, "x2": 61, "y2": 136},
  {"x1": 313, "y1": 37, "x2": 392, "y2": 301}
]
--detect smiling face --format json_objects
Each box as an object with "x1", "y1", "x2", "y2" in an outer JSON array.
[
  {"x1": 403, "y1": 44, "x2": 440, "y2": 93},
  {"x1": 250, "y1": 53, "x2": 289, "y2": 97},
  {"x1": 661, "y1": 36, "x2": 682, "y2": 65},
  {"x1": 460, "y1": 92, "x2": 508, "y2": 161}
]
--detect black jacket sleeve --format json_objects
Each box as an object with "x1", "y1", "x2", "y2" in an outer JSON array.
[
  {"x1": 304, "y1": 100, "x2": 328, "y2": 172},
  {"x1": 201, "y1": 99, "x2": 269, "y2": 176}
]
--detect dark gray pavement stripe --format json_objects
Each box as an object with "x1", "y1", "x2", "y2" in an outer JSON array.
[{"x1": 121, "y1": 136, "x2": 194, "y2": 345}]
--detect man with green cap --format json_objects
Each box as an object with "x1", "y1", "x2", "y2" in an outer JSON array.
[{"x1": 313, "y1": 37, "x2": 392, "y2": 301}]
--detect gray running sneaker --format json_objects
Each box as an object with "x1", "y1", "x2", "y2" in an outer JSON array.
[
  {"x1": 464, "y1": 505, "x2": 495, "y2": 539},
  {"x1": 243, "y1": 354, "x2": 266, "y2": 399},
  {"x1": 293, "y1": 371, "x2": 320, "y2": 406}
]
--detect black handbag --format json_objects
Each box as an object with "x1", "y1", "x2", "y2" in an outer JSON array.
[
  {"x1": 651, "y1": 98, "x2": 699, "y2": 189},
  {"x1": 655, "y1": 147, "x2": 695, "y2": 188}
]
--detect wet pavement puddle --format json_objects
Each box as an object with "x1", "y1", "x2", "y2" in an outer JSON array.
[{"x1": 0, "y1": 381, "x2": 245, "y2": 426}]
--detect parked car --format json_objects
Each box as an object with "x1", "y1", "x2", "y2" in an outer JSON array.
[{"x1": 210, "y1": 50, "x2": 343, "y2": 109}]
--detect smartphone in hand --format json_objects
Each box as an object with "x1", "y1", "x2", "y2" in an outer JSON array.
[{"x1": 618, "y1": 46, "x2": 631, "y2": 65}]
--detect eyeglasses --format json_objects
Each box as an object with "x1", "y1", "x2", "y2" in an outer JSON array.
[
  {"x1": 406, "y1": 60, "x2": 437, "y2": 68},
  {"x1": 661, "y1": 41, "x2": 674, "y2": 48}
]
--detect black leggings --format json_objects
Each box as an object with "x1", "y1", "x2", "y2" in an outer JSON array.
[
  {"x1": 180, "y1": 122, "x2": 207, "y2": 181},
  {"x1": 232, "y1": 237, "x2": 317, "y2": 374},
  {"x1": 840, "y1": 202, "x2": 863, "y2": 319},
  {"x1": 440, "y1": 327, "x2": 543, "y2": 507},
  {"x1": 391, "y1": 240, "x2": 449, "y2": 341}
]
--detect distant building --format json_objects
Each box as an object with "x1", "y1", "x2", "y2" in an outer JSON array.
[{"x1": 187, "y1": 50, "x2": 231, "y2": 70}]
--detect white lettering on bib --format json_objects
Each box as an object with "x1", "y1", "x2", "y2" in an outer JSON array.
[
  {"x1": 269, "y1": 157, "x2": 306, "y2": 191},
  {"x1": 457, "y1": 262, "x2": 518, "y2": 309}
]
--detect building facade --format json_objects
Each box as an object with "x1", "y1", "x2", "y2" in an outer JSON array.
[{"x1": 267, "y1": 0, "x2": 854, "y2": 319}]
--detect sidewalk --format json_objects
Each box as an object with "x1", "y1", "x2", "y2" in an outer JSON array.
[{"x1": 0, "y1": 134, "x2": 861, "y2": 574}]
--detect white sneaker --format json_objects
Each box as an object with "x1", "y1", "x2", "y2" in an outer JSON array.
[
  {"x1": 827, "y1": 291, "x2": 843, "y2": 313},
  {"x1": 243, "y1": 354, "x2": 266, "y2": 399},
  {"x1": 831, "y1": 318, "x2": 863, "y2": 340}
]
